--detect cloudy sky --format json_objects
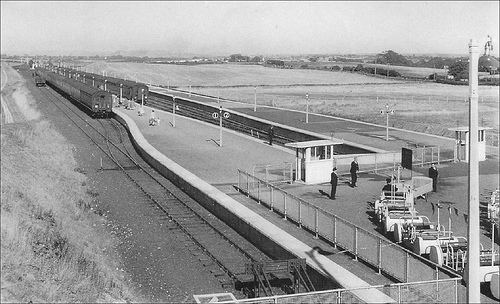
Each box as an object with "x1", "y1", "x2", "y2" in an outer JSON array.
[{"x1": 1, "y1": 1, "x2": 499, "y2": 56}]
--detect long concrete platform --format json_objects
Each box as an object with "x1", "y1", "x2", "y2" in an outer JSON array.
[{"x1": 113, "y1": 106, "x2": 397, "y2": 303}]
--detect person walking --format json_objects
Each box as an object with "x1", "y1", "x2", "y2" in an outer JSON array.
[
  {"x1": 428, "y1": 163, "x2": 439, "y2": 192},
  {"x1": 149, "y1": 109, "x2": 157, "y2": 126},
  {"x1": 330, "y1": 167, "x2": 338, "y2": 200},
  {"x1": 268, "y1": 125, "x2": 274, "y2": 146},
  {"x1": 350, "y1": 158, "x2": 359, "y2": 187}
]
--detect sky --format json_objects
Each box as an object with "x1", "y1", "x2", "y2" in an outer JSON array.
[{"x1": 1, "y1": 1, "x2": 499, "y2": 57}]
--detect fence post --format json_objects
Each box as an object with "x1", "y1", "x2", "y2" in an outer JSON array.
[
  {"x1": 237, "y1": 170, "x2": 241, "y2": 191},
  {"x1": 421, "y1": 147, "x2": 425, "y2": 167},
  {"x1": 298, "y1": 199, "x2": 302, "y2": 228},
  {"x1": 257, "y1": 181, "x2": 260, "y2": 204},
  {"x1": 283, "y1": 194, "x2": 287, "y2": 220},
  {"x1": 437, "y1": 146, "x2": 440, "y2": 165},
  {"x1": 353, "y1": 227, "x2": 358, "y2": 260},
  {"x1": 314, "y1": 208, "x2": 319, "y2": 239},
  {"x1": 377, "y1": 239, "x2": 382, "y2": 274},
  {"x1": 246, "y1": 174, "x2": 250, "y2": 197},
  {"x1": 405, "y1": 252, "x2": 409, "y2": 283},
  {"x1": 333, "y1": 216, "x2": 337, "y2": 248},
  {"x1": 270, "y1": 186, "x2": 274, "y2": 211},
  {"x1": 398, "y1": 284, "x2": 402, "y2": 303},
  {"x1": 435, "y1": 266, "x2": 439, "y2": 302}
]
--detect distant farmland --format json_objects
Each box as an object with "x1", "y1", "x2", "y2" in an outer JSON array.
[{"x1": 86, "y1": 61, "x2": 499, "y2": 145}]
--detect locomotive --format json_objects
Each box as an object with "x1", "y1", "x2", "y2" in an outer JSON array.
[{"x1": 37, "y1": 68, "x2": 113, "y2": 116}]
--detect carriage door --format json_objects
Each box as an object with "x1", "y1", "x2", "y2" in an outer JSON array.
[{"x1": 99, "y1": 95, "x2": 106, "y2": 110}]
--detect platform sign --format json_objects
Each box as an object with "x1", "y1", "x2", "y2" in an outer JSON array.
[
  {"x1": 223, "y1": 112, "x2": 230, "y2": 119},
  {"x1": 212, "y1": 112, "x2": 219, "y2": 119},
  {"x1": 401, "y1": 148, "x2": 413, "y2": 170}
]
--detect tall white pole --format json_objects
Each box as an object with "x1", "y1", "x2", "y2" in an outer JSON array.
[
  {"x1": 120, "y1": 84, "x2": 123, "y2": 105},
  {"x1": 306, "y1": 93, "x2": 309, "y2": 123},
  {"x1": 172, "y1": 97, "x2": 176, "y2": 128},
  {"x1": 386, "y1": 104, "x2": 389, "y2": 141},
  {"x1": 141, "y1": 89, "x2": 144, "y2": 107},
  {"x1": 466, "y1": 38, "x2": 480, "y2": 303},
  {"x1": 219, "y1": 106, "x2": 223, "y2": 147}
]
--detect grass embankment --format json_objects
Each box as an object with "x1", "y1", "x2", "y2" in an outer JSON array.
[{"x1": 1, "y1": 86, "x2": 140, "y2": 301}]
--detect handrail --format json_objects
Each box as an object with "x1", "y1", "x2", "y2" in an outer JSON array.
[{"x1": 237, "y1": 169, "x2": 461, "y2": 282}]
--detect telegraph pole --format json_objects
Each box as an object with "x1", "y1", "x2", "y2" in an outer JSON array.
[
  {"x1": 466, "y1": 38, "x2": 480, "y2": 303},
  {"x1": 305, "y1": 93, "x2": 309, "y2": 123}
]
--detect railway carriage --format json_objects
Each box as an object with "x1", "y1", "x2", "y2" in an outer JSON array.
[
  {"x1": 37, "y1": 68, "x2": 112, "y2": 116},
  {"x1": 64, "y1": 69, "x2": 149, "y2": 104}
]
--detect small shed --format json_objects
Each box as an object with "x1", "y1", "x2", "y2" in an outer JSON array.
[
  {"x1": 285, "y1": 139, "x2": 344, "y2": 184},
  {"x1": 448, "y1": 126, "x2": 491, "y2": 162}
]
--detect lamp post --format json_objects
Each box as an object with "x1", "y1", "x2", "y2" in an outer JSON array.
[
  {"x1": 466, "y1": 38, "x2": 480, "y2": 304},
  {"x1": 119, "y1": 84, "x2": 123, "y2": 105},
  {"x1": 305, "y1": 93, "x2": 309, "y2": 123},
  {"x1": 172, "y1": 97, "x2": 176, "y2": 127},
  {"x1": 141, "y1": 89, "x2": 144, "y2": 107},
  {"x1": 254, "y1": 86, "x2": 257, "y2": 112},
  {"x1": 380, "y1": 104, "x2": 394, "y2": 141}
]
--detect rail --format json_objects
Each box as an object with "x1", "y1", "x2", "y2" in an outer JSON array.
[{"x1": 236, "y1": 169, "x2": 460, "y2": 285}]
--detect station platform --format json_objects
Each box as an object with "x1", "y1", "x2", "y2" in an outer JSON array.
[
  {"x1": 150, "y1": 87, "x2": 458, "y2": 154},
  {"x1": 114, "y1": 103, "x2": 498, "y2": 301}
]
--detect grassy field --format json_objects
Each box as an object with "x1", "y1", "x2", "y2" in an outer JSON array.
[
  {"x1": 85, "y1": 61, "x2": 499, "y2": 145},
  {"x1": 1, "y1": 64, "x2": 140, "y2": 302}
]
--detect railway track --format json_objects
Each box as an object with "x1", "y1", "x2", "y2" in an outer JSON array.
[
  {"x1": 36, "y1": 85, "x2": 291, "y2": 297},
  {"x1": 146, "y1": 93, "x2": 295, "y2": 146}
]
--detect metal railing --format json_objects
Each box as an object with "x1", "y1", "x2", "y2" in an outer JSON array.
[
  {"x1": 252, "y1": 162, "x2": 293, "y2": 185},
  {"x1": 216, "y1": 278, "x2": 462, "y2": 303},
  {"x1": 236, "y1": 170, "x2": 460, "y2": 285},
  {"x1": 333, "y1": 146, "x2": 454, "y2": 177}
]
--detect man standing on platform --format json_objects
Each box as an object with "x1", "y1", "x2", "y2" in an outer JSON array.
[
  {"x1": 268, "y1": 125, "x2": 274, "y2": 146},
  {"x1": 350, "y1": 158, "x2": 359, "y2": 187},
  {"x1": 428, "y1": 163, "x2": 439, "y2": 192},
  {"x1": 330, "y1": 167, "x2": 338, "y2": 200}
]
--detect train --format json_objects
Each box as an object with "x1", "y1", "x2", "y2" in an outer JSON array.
[
  {"x1": 47, "y1": 66, "x2": 149, "y2": 104},
  {"x1": 34, "y1": 75, "x2": 46, "y2": 87},
  {"x1": 36, "y1": 68, "x2": 113, "y2": 116}
]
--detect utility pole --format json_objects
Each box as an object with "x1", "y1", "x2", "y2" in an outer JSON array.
[
  {"x1": 305, "y1": 93, "x2": 309, "y2": 123},
  {"x1": 119, "y1": 84, "x2": 123, "y2": 105},
  {"x1": 466, "y1": 38, "x2": 480, "y2": 304},
  {"x1": 254, "y1": 86, "x2": 257, "y2": 112},
  {"x1": 172, "y1": 97, "x2": 177, "y2": 128}
]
